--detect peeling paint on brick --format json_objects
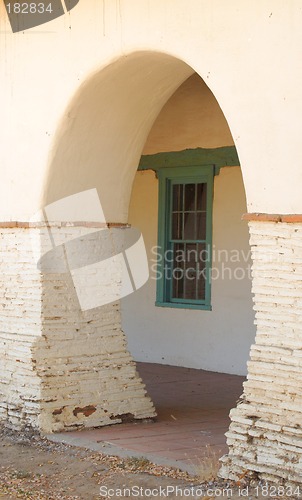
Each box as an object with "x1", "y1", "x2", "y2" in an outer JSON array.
[
  {"x1": 0, "y1": 226, "x2": 156, "y2": 433},
  {"x1": 109, "y1": 412, "x2": 135, "y2": 423},
  {"x1": 52, "y1": 408, "x2": 63, "y2": 416},
  {"x1": 220, "y1": 221, "x2": 302, "y2": 487},
  {"x1": 73, "y1": 406, "x2": 96, "y2": 417}
]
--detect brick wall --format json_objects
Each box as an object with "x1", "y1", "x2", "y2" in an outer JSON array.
[
  {"x1": 220, "y1": 221, "x2": 302, "y2": 486},
  {"x1": 0, "y1": 226, "x2": 155, "y2": 432}
]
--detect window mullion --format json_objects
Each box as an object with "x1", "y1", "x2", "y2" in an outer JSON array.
[{"x1": 156, "y1": 165, "x2": 213, "y2": 310}]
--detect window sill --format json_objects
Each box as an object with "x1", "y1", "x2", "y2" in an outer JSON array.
[{"x1": 155, "y1": 301, "x2": 212, "y2": 311}]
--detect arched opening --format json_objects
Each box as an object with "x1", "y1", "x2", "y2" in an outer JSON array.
[
  {"x1": 117, "y1": 73, "x2": 255, "y2": 464},
  {"x1": 43, "y1": 52, "x2": 194, "y2": 218},
  {"x1": 39, "y1": 51, "x2": 255, "y2": 467},
  {"x1": 122, "y1": 73, "x2": 255, "y2": 376}
]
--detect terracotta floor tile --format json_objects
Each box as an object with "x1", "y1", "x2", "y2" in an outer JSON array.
[{"x1": 56, "y1": 362, "x2": 244, "y2": 468}]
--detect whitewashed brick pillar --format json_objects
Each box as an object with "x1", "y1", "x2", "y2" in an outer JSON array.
[
  {"x1": 220, "y1": 215, "x2": 302, "y2": 487},
  {"x1": 0, "y1": 222, "x2": 155, "y2": 433}
]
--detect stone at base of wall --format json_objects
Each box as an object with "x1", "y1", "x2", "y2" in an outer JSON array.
[
  {"x1": 0, "y1": 225, "x2": 155, "y2": 433},
  {"x1": 220, "y1": 220, "x2": 302, "y2": 486}
]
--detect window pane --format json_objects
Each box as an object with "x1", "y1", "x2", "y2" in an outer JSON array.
[
  {"x1": 174, "y1": 242, "x2": 185, "y2": 266},
  {"x1": 197, "y1": 183, "x2": 207, "y2": 211},
  {"x1": 184, "y1": 272, "x2": 196, "y2": 299},
  {"x1": 172, "y1": 212, "x2": 183, "y2": 239},
  {"x1": 196, "y1": 212, "x2": 207, "y2": 240},
  {"x1": 198, "y1": 243, "x2": 209, "y2": 265},
  {"x1": 158, "y1": 168, "x2": 212, "y2": 307},
  {"x1": 184, "y1": 184, "x2": 195, "y2": 211},
  {"x1": 184, "y1": 212, "x2": 195, "y2": 240},
  {"x1": 184, "y1": 243, "x2": 198, "y2": 300},
  {"x1": 197, "y1": 272, "x2": 206, "y2": 300},
  {"x1": 172, "y1": 243, "x2": 184, "y2": 299},
  {"x1": 197, "y1": 243, "x2": 207, "y2": 300},
  {"x1": 172, "y1": 184, "x2": 183, "y2": 211},
  {"x1": 186, "y1": 243, "x2": 198, "y2": 266}
]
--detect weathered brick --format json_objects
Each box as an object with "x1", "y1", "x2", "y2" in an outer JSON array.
[
  {"x1": 220, "y1": 221, "x2": 302, "y2": 488},
  {"x1": 0, "y1": 226, "x2": 155, "y2": 432}
]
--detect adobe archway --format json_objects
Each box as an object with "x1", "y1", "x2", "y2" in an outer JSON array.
[
  {"x1": 35, "y1": 51, "x2": 254, "y2": 435},
  {"x1": 2, "y1": 47, "x2": 302, "y2": 487},
  {"x1": 40, "y1": 51, "x2": 302, "y2": 485}
]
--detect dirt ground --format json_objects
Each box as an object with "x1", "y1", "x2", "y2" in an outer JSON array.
[{"x1": 0, "y1": 427, "x2": 298, "y2": 500}]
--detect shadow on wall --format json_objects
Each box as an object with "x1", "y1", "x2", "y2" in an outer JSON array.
[{"x1": 43, "y1": 51, "x2": 194, "y2": 224}]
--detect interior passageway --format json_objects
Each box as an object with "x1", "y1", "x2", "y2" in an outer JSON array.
[{"x1": 50, "y1": 363, "x2": 245, "y2": 473}]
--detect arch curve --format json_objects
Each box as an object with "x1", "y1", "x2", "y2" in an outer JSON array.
[{"x1": 44, "y1": 51, "x2": 232, "y2": 223}]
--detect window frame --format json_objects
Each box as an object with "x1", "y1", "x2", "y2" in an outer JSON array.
[{"x1": 155, "y1": 165, "x2": 214, "y2": 311}]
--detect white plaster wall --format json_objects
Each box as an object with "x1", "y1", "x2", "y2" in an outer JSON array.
[
  {"x1": 122, "y1": 167, "x2": 255, "y2": 375},
  {"x1": 1, "y1": 1, "x2": 302, "y2": 221},
  {"x1": 121, "y1": 74, "x2": 255, "y2": 375}
]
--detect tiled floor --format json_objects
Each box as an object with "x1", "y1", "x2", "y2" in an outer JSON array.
[{"x1": 50, "y1": 362, "x2": 245, "y2": 472}]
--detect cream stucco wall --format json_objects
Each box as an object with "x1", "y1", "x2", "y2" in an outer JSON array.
[
  {"x1": 121, "y1": 75, "x2": 255, "y2": 376},
  {"x1": 122, "y1": 167, "x2": 255, "y2": 375},
  {"x1": 2, "y1": 1, "x2": 302, "y2": 482},
  {"x1": 1, "y1": 0, "x2": 302, "y2": 222},
  {"x1": 143, "y1": 74, "x2": 234, "y2": 154}
]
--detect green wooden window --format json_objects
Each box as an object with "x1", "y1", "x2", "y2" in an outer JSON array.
[{"x1": 156, "y1": 165, "x2": 214, "y2": 310}]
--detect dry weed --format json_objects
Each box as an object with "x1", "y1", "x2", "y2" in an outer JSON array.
[{"x1": 193, "y1": 444, "x2": 221, "y2": 483}]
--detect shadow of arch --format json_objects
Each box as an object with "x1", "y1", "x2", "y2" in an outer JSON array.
[{"x1": 43, "y1": 51, "x2": 196, "y2": 223}]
